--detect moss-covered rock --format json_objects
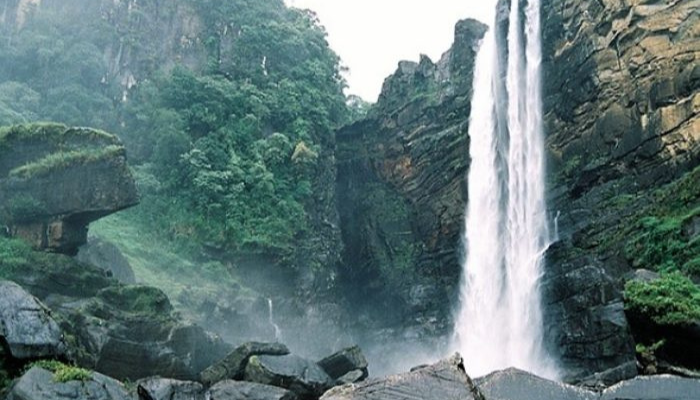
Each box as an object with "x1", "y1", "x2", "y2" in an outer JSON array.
[{"x1": 0, "y1": 123, "x2": 138, "y2": 255}]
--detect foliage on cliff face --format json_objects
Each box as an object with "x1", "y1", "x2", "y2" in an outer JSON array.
[
  {"x1": 0, "y1": 0, "x2": 348, "y2": 261},
  {"x1": 625, "y1": 273, "x2": 700, "y2": 326}
]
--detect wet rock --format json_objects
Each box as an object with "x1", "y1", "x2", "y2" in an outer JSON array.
[
  {"x1": 335, "y1": 370, "x2": 365, "y2": 385},
  {"x1": 137, "y1": 377, "x2": 204, "y2": 400},
  {"x1": 208, "y1": 380, "x2": 297, "y2": 400},
  {"x1": 7, "y1": 366, "x2": 130, "y2": 400},
  {"x1": 76, "y1": 236, "x2": 136, "y2": 284},
  {"x1": 200, "y1": 342, "x2": 290, "y2": 386},
  {"x1": 600, "y1": 374, "x2": 700, "y2": 400},
  {"x1": 244, "y1": 354, "x2": 332, "y2": 399},
  {"x1": 317, "y1": 346, "x2": 368, "y2": 381},
  {"x1": 320, "y1": 354, "x2": 482, "y2": 400},
  {"x1": 475, "y1": 368, "x2": 598, "y2": 400},
  {"x1": 0, "y1": 280, "x2": 65, "y2": 359}
]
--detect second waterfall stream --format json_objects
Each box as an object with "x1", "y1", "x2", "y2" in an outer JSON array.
[{"x1": 452, "y1": 0, "x2": 558, "y2": 379}]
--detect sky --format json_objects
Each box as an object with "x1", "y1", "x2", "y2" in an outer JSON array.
[{"x1": 285, "y1": 0, "x2": 493, "y2": 102}]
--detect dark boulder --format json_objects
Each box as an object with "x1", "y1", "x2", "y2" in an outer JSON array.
[
  {"x1": 475, "y1": 368, "x2": 598, "y2": 400},
  {"x1": 317, "y1": 346, "x2": 368, "y2": 381},
  {"x1": 200, "y1": 342, "x2": 290, "y2": 386},
  {"x1": 7, "y1": 366, "x2": 130, "y2": 400},
  {"x1": 320, "y1": 354, "x2": 482, "y2": 400},
  {"x1": 600, "y1": 375, "x2": 700, "y2": 400},
  {"x1": 244, "y1": 354, "x2": 332, "y2": 399},
  {"x1": 137, "y1": 377, "x2": 205, "y2": 400},
  {"x1": 0, "y1": 281, "x2": 66, "y2": 360},
  {"x1": 208, "y1": 380, "x2": 298, "y2": 400},
  {"x1": 76, "y1": 236, "x2": 136, "y2": 284}
]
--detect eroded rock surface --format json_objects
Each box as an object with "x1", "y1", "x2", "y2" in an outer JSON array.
[
  {"x1": 7, "y1": 366, "x2": 131, "y2": 400},
  {"x1": 244, "y1": 354, "x2": 332, "y2": 399},
  {"x1": 200, "y1": 342, "x2": 290, "y2": 386}
]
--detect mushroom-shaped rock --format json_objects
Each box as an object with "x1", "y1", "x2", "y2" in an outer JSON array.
[
  {"x1": 0, "y1": 123, "x2": 138, "y2": 255},
  {"x1": 244, "y1": 354, "x2": 332, "y2": 399},
  {"x1": 7, "y1": 366, "x2": 130, "y2": 400},
  {"x1": 0, "y1": 280, "x2": 66, "y2": 359},
  {"x1": 200, "y1": 342, "x2": 290, "y2": 386},
  {"x1": 320, "y1": 354, "x2": 482, "y2": 400},
  {"x1": 208, "y1": 380, "x2": 298, "y2": 400}
]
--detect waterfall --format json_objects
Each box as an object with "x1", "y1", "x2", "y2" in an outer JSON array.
[
  {"x1": 267, "y1": 298, "x2": 283, "y2": 342},
  {"x1": 452, "y1": 0, "x2": 557, "y2": 379}
]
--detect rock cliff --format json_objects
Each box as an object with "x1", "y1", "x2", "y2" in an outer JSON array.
[
  {"x1": 339, "y1": 0, "x2": 699, "y2": 384},
  {"x1": 335, "y1": 19, "x2": 486, "y2": 357}
]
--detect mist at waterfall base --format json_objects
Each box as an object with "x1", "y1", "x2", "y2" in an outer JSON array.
[{"x1": 451, "y1": 0, "x2": 559, "y2": 379}]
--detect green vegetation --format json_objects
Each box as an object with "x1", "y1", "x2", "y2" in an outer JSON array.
[
  {"x1": 90, "y1": 209, "x2": 257, "y2": 322},
  {"x1": 96, "y1": 285, "x2": 173, "y2": 316},
  {"x1": 9, "y1": 145, "x2": 125, "y2": 179},
  {"x1": 0, "y1": 0, "x2": 354, "y2": 268},
  {"x1": 1, "y1": 194, "x2": 47, "y2": 223},
  {"x1": 28, "y1": 360, "x2": 92, "y2": 383},
  {"x1": 0, "y1": 123, "x2": 117, "y2": 150},
  {"x1": 625, "y1": 272, "x2": 700, "y2": 326}
]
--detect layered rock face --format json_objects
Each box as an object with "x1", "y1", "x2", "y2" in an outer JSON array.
[
  {"x1": 0, "y1": 124, "x2": 138, "y2": 254},
  {"x1": 335, "y1": 19, "x2": 486, "y2": 357},
  {"x1": 540, "y1": 0, "x2": 700, "y2": 383}
]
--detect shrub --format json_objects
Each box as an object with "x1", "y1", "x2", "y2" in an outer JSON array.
[
  {"x1": 625, "y1": 272, "x2": 700, "y2": 326},
  {"x1": 28, "y1": 360, "x2": 92, "y2": 383}
]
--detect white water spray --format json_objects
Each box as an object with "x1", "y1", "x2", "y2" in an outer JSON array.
[
  {"x1": 267, "y1": 298, "x2": 282, "y2": 342},
  {"x1": 452, "y1": 0, "x2": 558, "y2": 379}
]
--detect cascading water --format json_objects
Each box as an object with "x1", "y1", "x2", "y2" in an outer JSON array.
[{"x1": 452, "y1": 0, "x2": 558, "y2": 379}]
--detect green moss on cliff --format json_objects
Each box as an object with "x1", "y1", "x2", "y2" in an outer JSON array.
[
  {"x1": 28, "y1": 360, "x2": 92, "y2": 383},
  {"x1": 8, "y1": 145, "x2": 125, "y2": 179}
]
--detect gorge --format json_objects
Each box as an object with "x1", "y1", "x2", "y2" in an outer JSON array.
[{"x1": 0, "y1": 0, "x2": 699, "y2": 398}]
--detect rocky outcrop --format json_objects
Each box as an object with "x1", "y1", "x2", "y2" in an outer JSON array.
[
  {"x1": 335, "y1": 18, "x2": 486, "y2": 361},
  {"x1": 0, "y1": 281, "x2": 66, "y2": 360},
  {"x1": 0, "y1": 123, "x2": 138, "y2": 254},
  {"x1": 137, "y1": 377, "x2": 205, "y2": 400},
  {"x1": 7, "y1": 366, "x2": 131, "y2": 400},
  {"x1": 76, "y1": 236, "x2": 136, "y2": 284},
  {"x1": 476, "y1": 368, "x2": 598, "y2": 400}
]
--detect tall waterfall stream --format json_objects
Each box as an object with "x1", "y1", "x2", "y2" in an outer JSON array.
[{"x1": 452, "y1": 0, "x2": 558, "y2": 379}]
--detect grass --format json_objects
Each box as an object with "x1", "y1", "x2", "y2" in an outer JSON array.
[
  {"x1": 9, "y1": 145, "x2": 125, "y2": 179},
  {"x1": 0, "y1": 123, "x2": 118, "y2": 150},
  {"x1": 28, "y1": 360, "x2": 92, "y2": 383},
  {"x1": 89, "y1": 207, "x2": 256, "y2": 322}
]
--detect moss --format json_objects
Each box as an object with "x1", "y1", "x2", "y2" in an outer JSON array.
[
  {"x1": 625, "y1": 272, "x2": 700, "y2": 326},
  {"x1": 8, "y1": 145, "x2": 125, "y2": 179},
  {"x1": 96, "y1": 285, "x2": 173, "y2": 316},
  {"x1": 1, "y1": 194, "x2": 48, "y2": 223},
  {"x1": 28, "y1": 360, "x2": 92, "y2": 383},
  {"x1": 0, "y1": 123, "x2": 117, "y2": 150}
]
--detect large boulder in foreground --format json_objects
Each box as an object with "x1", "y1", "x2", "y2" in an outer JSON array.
[
  {"x1": 321, "y1": 354, "x2": 482, "y2": 400},
  {"x1": 245, "y1": 354, "x2": 332, "y2": 399},
  {"x1": 600, "y1": 375, "x2": 700, "y2": 400},
  {"x1": 0, "y1": 280, "x2": 66, "y2": 360},
  {"x1": 208, "y1": 380, "x2": 298, "y2": 400},
  {"x1": 7, "y1": 366, "x2": 131, "y2": 400},
  {"x1": 0, "y1": 123, "x2": 138, "y2": 254},
  {"x1": 137, "y1": 377, "x2": 204, "y2": 400},
  {"x1": 200, "y1": 342, "x2": 290, "y2": 386},
  {"x1": 475, "y1": 368, "x2": 597, "y2": 400}
]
